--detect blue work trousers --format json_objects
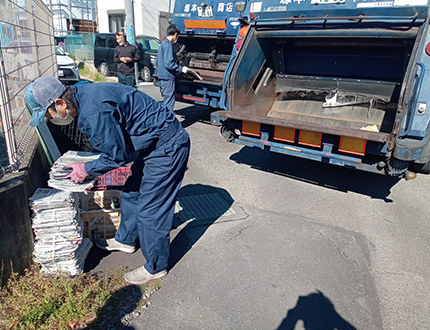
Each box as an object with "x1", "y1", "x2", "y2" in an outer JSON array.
[
  {"x1": 118, "y1": 71, "x2": 136, "y2": 87},
  {"x1": 159, "y1": 79, "x2": 176, "y2": 111},
  {"x1": 115, "y1": 127, "x2": 190, "y2": 274}
]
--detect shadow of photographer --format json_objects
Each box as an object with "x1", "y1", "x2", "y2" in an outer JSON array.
[{"x1": 277, "y1": 290, "x2": 357, "y2": 330}]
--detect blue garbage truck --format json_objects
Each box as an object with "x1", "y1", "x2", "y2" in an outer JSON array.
[
  {"x1": 168, "y1": 0, "x2": 251, "y2": 108},
  {"x1": 211, "y1": 0, "x2": 430, "y2": 179}
]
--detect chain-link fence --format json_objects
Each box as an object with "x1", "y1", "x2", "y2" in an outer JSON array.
[
  {"x1": 55, "y1": 32, "x2": 94, "y2": 62},
  {"x1": 0, "y1": 0, "x2": 57, "y2": 179}
]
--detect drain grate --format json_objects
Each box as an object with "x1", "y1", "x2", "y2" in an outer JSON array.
[{"x1": 175, "y1": 193, "x2": 236, "y2": 222}]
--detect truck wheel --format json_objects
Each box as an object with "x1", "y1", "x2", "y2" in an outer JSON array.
[
  {"x1": 221, "y1": 125, "x2": 236, "y2": 142},
  {"x1": 413, "y1": 161, "x2": 430, "y2": 174},
  {"x1": 99, "y1": 62, "x2": 109, "y2": 76},
  {"x1": 140, "y1": 66, "x2": 152, "y2": 82}
]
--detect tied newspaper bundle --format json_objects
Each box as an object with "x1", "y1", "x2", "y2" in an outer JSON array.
[
  {"x1": 48, "y1": 151, "x2": 101, "y2": 192},
  {"x1": 29, "y1": 188, "x2": 92, "y2": 276}
]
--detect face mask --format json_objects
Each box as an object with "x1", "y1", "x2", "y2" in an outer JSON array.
[
  {"x1": 49, "y1": 105, "x2": 74, "y2": 126},
  {"x1": 118, "y1": 42, "x2": 124, "y2": 46}
]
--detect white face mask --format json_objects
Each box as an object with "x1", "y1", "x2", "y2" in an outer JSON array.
[
  {"x1": 49, "y1": 105, "x2": 74, "y2": 126},
  {"x1": 118, "y1": 42, "x2": 124, "y2": 46}
]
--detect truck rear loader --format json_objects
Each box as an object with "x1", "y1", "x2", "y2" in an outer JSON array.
[{"x1": 212, "y1": 0, "x2": 430, "y2": 179}]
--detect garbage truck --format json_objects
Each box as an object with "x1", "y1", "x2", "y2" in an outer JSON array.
[
  {"x1": 211, "y1": 0, "x2": 430, "y2": 179},
  {"x1": 167, "y1": 0, "x2": 251, "y2": 108}
]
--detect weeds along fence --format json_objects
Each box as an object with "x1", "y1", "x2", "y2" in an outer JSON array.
[{"x1": 0, "y1": 0, "x2": 57, "y2": 179}]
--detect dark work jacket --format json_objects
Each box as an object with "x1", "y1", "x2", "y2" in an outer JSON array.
[
  {"x1": 73, "y1": 83, "x2": 179, "y2": 176},
  {"x1": 156, "y1": 39, "x2": 183, "y2": 80},
  {"x1": 114, "y1": 43, "x2": 140, "y2": 75}
]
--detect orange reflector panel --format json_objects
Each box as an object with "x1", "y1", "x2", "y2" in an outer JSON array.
[
  {"x1": 242, "y1": 121, "x2": 260, "y2": 137},
  {"x1": 184, "y1": 20, "x2": 226, "y2": 29},
  {"x1": 298, "y1": 130, "x2": 322, "y2": 147},
  {"x1": 274, "y1": 126, "x2": 295, "y2": 143},
  {"x1": 339, "y1": 136, "x2": 367, "y2": 155}
]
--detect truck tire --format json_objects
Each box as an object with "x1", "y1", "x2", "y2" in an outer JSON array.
[
  {"x1": 99, "y1": 62, "x2": 109, "y2": 76},
  {"x1": 413, "y1": 161, "x2": 430, "y2": 174},
  {"x1": 221, "y1": 125, "x2": 236, "y2": 142},
  {"x1": 140, "y1": 66, "x2": 152, "y2": 82}
]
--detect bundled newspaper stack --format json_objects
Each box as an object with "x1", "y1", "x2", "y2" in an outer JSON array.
[
  {"x1": 48, "y1": 150, "x2": 101, "y2": 192},
  {"x1": 29, "y1": 188, "x2": 93, "y2": 276}
]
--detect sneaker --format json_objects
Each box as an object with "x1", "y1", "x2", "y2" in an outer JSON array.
[
  {"x1": 124, "y1": 266, "x2": 168, "y2": 285},
  {"x1": 95, "y1": 238, "x2": 136, "y2": 254}
]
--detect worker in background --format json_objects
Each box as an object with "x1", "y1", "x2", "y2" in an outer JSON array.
[
  {"x1": 114, "y1": 32, "x2": 140, "y2": 87},
  {"x1": 156, "y1": 24, "x2": 189, "y2": 111},
  {"x1": 24, "y1": 77, "x2": 190, "y2": 285}
]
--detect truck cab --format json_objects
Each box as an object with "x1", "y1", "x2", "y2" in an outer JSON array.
[{"x1": 212, "y1": 0, "x2": 430, "y2": 178}]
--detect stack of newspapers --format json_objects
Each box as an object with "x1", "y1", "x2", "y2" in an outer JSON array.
[
  {"x1": 48, "y1": 151, "x2": 100, "y2": 192},
  {"x1": 29, "y1": 188, "x2": 92, "y2": 276}
]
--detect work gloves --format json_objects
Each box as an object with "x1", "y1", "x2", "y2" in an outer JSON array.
[
  {"x1": 182, "y1": 66, "x2": 189, "y2": 74},
  {"x1": 65, "y1": 163, "x2": 89, "y2": 183}
]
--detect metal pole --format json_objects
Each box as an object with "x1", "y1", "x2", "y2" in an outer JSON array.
[
  {"x1": 125, "y1": 0, "x2": 139, "y2": 87},
  {"x1": 132, "y1": 0, "x2": 139, "y2": 86}
]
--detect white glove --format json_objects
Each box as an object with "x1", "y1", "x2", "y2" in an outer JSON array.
[{"x1": 182, "y1": 66, "x2": 189, "y2": 74}]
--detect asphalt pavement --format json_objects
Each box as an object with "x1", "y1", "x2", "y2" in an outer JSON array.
[{"x1": 86, "y1": 84, "x2": 430, "y2": 330}]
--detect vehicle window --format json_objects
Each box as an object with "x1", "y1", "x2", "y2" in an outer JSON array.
[
  {"x1": 147, "y1": 38, "x2": 161, "y2": 51},
  {"x1": 135, "y1": 38, "x2": 160, "y2": 52},
  {"x1": 107, "y1": 37, "x2": 117, "y2": 49},
  {"x1": 96, "y1": 36, "x2": 106, "y2": 48},
  {"x1": 55, "y1": 47, "x2": 66, "y2": 55}
]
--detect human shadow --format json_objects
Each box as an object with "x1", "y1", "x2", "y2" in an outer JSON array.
[
  {"x1": 174, "y1": 103, "x2": 216, "y2": 129},
  {"x1": 168, "y1": 183, "x2": 234, "y2": 270},
  {"x1": 277, "y1": 290, "x2": 357, "y2": 330},
  {"x1": 83, "y1": 285, "x2": 141, "y2": 330},
  {"x1": 230, "y1": 146, "x2": 400, "y2": 202},
  {"x1": 84, "y1": 183, "x2": 234, "y2": 274}
]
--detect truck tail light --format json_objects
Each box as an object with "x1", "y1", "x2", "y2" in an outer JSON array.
[
  {"x1": 426, "y1": 43, "x2": 430, "y2": 56},
  {"x1": 236, "y1": 25, "x2": 250, "y2": 49},
  {"x1": 239, "y1": 25, "x2": 249, "y2": 38}
]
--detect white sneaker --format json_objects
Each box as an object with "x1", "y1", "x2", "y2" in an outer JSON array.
[
  {"x1": 95, "y1": 238, "x2": 136, "y2": 254},
  {"x1": 124, "y1": 266, "x2": 168, "y2": 285}
]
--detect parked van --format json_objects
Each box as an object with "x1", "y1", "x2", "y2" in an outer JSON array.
[{"x1": 93, "y1": 33, "x2": 161, "y2": 82}]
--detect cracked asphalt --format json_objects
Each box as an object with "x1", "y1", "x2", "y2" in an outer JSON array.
[{"x1": 87, "y1": 84, "x2": 430, "y2": 330}]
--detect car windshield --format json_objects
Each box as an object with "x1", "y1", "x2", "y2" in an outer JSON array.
[
  {"x1": 136, "y1": 37, "x2": 161, "y2": 52},
  {"x1": 55, "y1": 47, "x2": 66, "y2": 55}
]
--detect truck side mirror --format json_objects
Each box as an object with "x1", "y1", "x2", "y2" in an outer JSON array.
[{"x1": 235, "y1": 2, "x2": 246, "y2": 12}]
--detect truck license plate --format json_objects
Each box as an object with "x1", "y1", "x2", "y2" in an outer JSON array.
[
  {"x1": 311, "y1": 0, "x2": 346, "y2": 4},
  {"x1": 198, "y1": 6, "x2": 213, "y2": 18}
]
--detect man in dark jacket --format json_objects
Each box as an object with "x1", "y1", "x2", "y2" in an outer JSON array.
[
  {"x1": 156, "y1": 24, "x2": 189, "y2": 111},
  {"x1": 24, "y1": 76, "x2": 190, "y2": 285},
  {"x1": 114, "y1": 32, "x2": 140, "y2": 87}
]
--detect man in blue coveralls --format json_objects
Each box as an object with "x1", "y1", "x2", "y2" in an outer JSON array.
[
  {"x1": 156, "y1": 24, "x2": 189, "y2": 111},
  {"x1": 25, "y1": 77, "x2": 190, "y2": 285}
]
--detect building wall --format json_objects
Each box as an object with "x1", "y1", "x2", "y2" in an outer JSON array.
[{"x1": 97, "y1": 0, "x2": 172, "y2": 39}]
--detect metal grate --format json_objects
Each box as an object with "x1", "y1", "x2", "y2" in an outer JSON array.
[{"x1": 175, "y1": 193, "x2": 236, "y2": 222}]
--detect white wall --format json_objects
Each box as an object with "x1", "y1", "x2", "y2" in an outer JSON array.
[
  {"x1": 97, "y1": 0, "x2": 125, "y2": 33},
  {"x1": 97, "y1": 0, "x2": 172, "y2": 38}
]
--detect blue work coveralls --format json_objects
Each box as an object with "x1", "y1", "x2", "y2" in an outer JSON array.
[
  {"x1": 156, "y1": 38, "x2": 184, "y2": 111},
  {"x1": 75, "y1": 83, "x2": 190, "y2": 274}
]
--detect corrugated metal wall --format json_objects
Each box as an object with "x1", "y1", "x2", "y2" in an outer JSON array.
[{"x1": 0, "y1": 0, "x2": 56, "y2": 177}]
